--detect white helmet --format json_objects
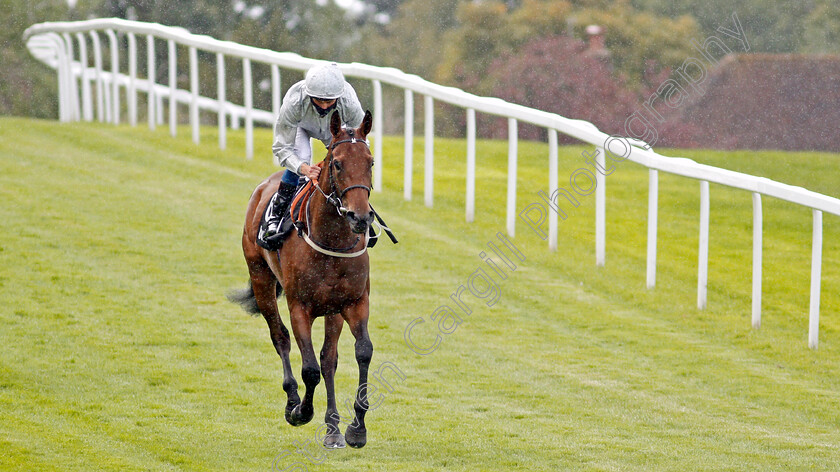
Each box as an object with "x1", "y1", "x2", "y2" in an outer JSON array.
[{"x1": 304, "y1": 62, "x2": 346, "y2": 100}]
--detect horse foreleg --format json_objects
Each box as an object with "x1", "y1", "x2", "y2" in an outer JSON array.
[
  {"x1": 287, "y1": 304, "x2": 318, "y2": 426},
  {"x1": 320, "y1": 313, "x2": 346, "y2": 448},
  {"x1": 252, "y1": 271, "x2": 300, "y2": 423},
  {"x1": 342, "y1": 297, "x2": 373, "y2": 448}
]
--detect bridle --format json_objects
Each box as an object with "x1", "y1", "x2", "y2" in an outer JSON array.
[
  {"x1": 315, "y1": 136, "x2": 373, "y2": 216},
  {"x1": 302, "y1": 135, "x2": 377, "y2": 258}
]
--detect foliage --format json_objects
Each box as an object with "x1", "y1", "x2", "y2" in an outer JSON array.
[
  {"x1": 94, "y1": 0, "x2": 371, "y2": 61},
  {"x1": 98, "y1": 0, "x2": 239, "y2": 39},
  {"x1": 570, "y1": 0, "x2": 700, "y2": 85},
  {"x1": 629, "y1": 0, "x2": 822, "y2": 53},
  {"x1": 92, "y1": 0, "x2": 373, "y2": 114},
  {"x1": 487, "y1": 35, "x2": 639, "y2": 141},
  {"x1": 802, "y1": 0, "x2": 840, "y2": 54},
  {"x1": 0, "y1": 0, "x2": 74, "y2": 117},
  {"x1": 436, "y1": 0, "x2": 699, "y2": 97},
  {"x1": 436, "y1": 0, "x2": 515, "y2": 95},
  {"x1": 225, "y1": 1, "x2": 360, "y2": 62},
  {"x1": 435, "y1": 0, "x2": 583, "y2": 95},
  {"x1": 366, "y1": 0, "x2": 408, "y2": 18},
  {"x1": 361, "y1": 0, "x2": 461, "y2": 81}
]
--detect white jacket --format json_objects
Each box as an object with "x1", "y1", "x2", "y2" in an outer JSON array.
[{"x1": 271, "y1": 80, "x2": 364, "y2": 174}]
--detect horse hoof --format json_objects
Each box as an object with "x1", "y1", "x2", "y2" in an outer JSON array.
[
  {"x1": 287, "y1": 403, "x2": 314, "y2": 426},
  {"x1": 344, "y1": 424, "x2": 367, "y2": 448},
  {"x1": 284, "y1": 401, "x2": 299, "y2": 426},
  {"x1": 323, "y1": 433, "x2": 346, "y2": 449}
]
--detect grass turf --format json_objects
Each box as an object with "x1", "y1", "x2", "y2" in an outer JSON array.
[{"x1": 1, "y1": 116, "x2": 839, "y2": 471}]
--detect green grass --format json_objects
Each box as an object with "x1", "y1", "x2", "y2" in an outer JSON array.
[{"x1": 1, "y1": 116, "x2": 839, "y2": 471}]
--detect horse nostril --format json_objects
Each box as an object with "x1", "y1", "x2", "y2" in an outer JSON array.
[
  {"x1": 366, "y1": 211, "x2": 375, "y2": 224},
  {"x1": 346, "y1": 211, "x2": 356, "y2": 221}
]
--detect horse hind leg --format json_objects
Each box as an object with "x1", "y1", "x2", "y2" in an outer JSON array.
[{"x1": 251, "y1": 271, "x2": 301, "y2": 424}]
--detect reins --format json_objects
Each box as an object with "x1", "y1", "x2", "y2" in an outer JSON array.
[{"x1": 300, "y1": 136, "x2": 373, "y2": 258}]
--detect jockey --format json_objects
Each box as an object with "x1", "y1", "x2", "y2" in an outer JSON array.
[{"x1": 259, "y1": 62, "x2": 365, "y2": 249}]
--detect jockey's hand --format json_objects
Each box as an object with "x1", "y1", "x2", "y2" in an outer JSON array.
[{"x1": 300, "y1": 163, "x2": 321, "y2": 181}]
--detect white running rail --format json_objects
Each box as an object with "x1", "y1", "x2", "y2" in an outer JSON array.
[{"x1": 24, "y1": 18, "x2": 838, "y2": 348}]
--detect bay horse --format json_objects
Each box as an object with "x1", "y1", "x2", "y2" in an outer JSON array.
[{"x1": 230, "y1": 110, "x2": 376, "y2": 449}]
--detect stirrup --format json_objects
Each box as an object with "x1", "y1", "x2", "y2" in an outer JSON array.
[{"x1": 257, "y1": 182, "x2": 297, "y2": 250}]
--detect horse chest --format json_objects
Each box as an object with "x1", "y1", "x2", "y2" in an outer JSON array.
[
  {"x1": 287, "y1": 260, "x2": 367, "y2": 307},
  {"x1": 320, "y1": 270, "x2": 365, "y2": 295}
]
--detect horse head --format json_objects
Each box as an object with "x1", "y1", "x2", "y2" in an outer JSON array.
[{"x1": 324, "y1": 110, "x2": 375, "y2": 235}]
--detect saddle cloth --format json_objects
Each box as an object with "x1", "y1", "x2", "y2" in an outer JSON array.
[{"x1": 256, "y1": 180, "x2": 316, "y2": 250}]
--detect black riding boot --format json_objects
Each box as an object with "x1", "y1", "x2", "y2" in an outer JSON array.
[{"x1": 260, "y1": 182, "x2": 298, "y2": 249}]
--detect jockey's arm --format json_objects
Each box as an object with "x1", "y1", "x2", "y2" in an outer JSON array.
[
  {"x1": 272, "y1": 112, "x2": 304, "y2": 174},
  {"x1": 272, "y1": 119, "x2": 320, "y2": 181}
]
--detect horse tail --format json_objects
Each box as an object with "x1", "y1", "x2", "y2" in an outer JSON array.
[
  {"x1": 227, "y1": 282, "x2": 260, "y2": 315},
  {"x1": 227, "y1": 281, "x2": 284, "y2": 316}
]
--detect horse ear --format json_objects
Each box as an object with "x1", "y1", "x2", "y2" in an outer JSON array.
[
  {"x1": 330, "y1": 111, "x2": 342, "y2": 137},
  {"x1": 360, "y1": 110, "x2": 372, "y2": 138}
]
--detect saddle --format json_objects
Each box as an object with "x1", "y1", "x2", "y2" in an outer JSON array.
[{"x1": 257, "y1": 180, "x2": 317, "y2": 249}]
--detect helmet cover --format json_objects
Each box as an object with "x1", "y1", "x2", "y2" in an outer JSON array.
[{"x1": 304, "y1": 62, "x2": 346, "y2": 100}]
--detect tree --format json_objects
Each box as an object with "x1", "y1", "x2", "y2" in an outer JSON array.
[
  {"x1": 436, "y1": 0, "x2": 513, "y2": 95},
  {"x1": 361, "y1": 0, "x2": 461, "y2": 80},
  {"x1": 436, "y1": 0, "x2": 700, "y2": 97},
  {"x1": 571, "y1": 0, "x2": 700, "y2": 85},
  {"x1": 802, "y1": 0, "x2": 840, "y2": 54},
  {"x1": 98, "y1": 0, "x2": 236, "y2": 38},
  {"x1": 366, "y1": 0, "x2": 409, "y2": 18},
  {"x1": 487, "y1": 35, "x2": 640, "y2": 141},
  {"x1": 0, "y1": 0, "x2": 79, "y2": 117},
  {"x1": 629, "y1": 0, "x2": 818, "y2": 53},
  {"x1": 227, "y1": 1, "x2": 359, "y2": 61}
]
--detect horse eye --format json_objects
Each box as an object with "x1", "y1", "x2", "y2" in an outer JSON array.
[
  {"x1": 370, "y1": 160, "x2": 375, "y2": 168},
  {"x1": 333, "y1": 160, "x2": 342, "y2": 171}
]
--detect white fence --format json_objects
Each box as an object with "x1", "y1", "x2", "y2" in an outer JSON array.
[{"x1": 24, "y1": 18, "x2": 839, "y2": 348}]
